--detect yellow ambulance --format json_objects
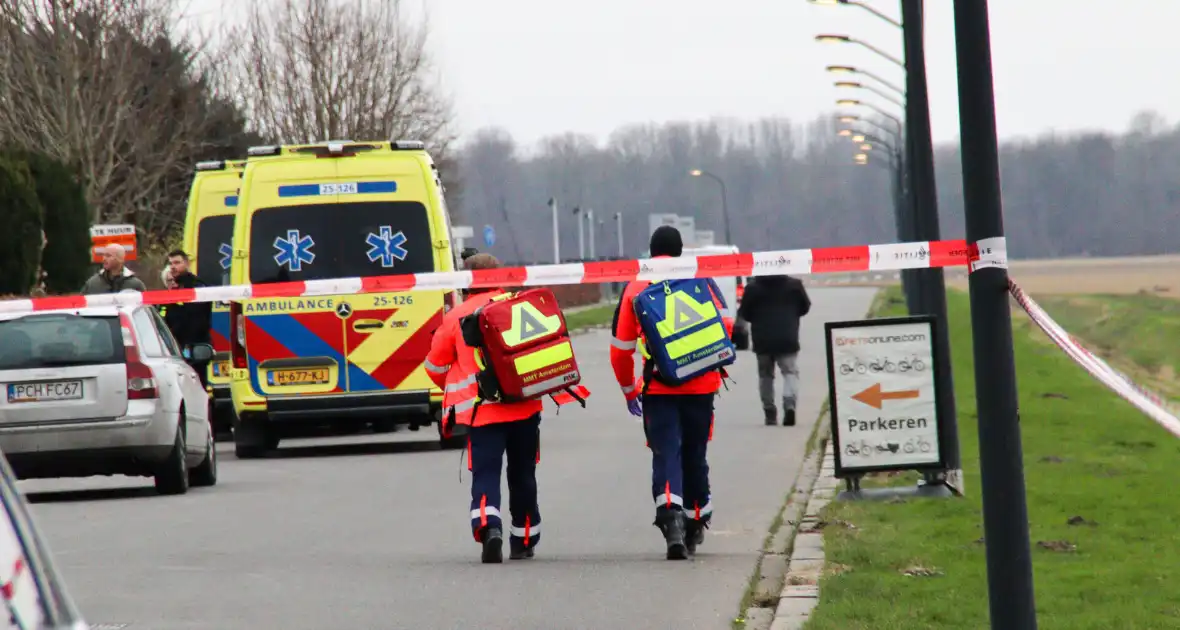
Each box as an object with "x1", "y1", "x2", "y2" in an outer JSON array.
[
  {"x1": 226, "y1": 140, "x2": 462, "y2": 458},
  {"x1": 181, "y1": 159, "x2": 245, "y2": 437}
]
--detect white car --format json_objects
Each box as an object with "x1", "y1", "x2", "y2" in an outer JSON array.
[
  {"x1": 0, "y1": 451, "x2": 87, "y2": 628},
  {"x1": 0, "y1": 305, "x2": 217, "y2": 495}
]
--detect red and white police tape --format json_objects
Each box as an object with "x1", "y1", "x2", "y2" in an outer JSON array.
[
  {"x1": 2, "y1": 233, "x2": 1175, "y2": 435},
  {"x1": 0, "y1": 238, "x2": 980, "y2": 314},
  {"x1": 1009, "y1": 280, "x2": 1180, "y2": 437}
]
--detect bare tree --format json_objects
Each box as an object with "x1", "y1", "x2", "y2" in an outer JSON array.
[
  {"x1": 0, "y1": 0, "x2": 216, "y2": 225},
  {"x1": 223, "y1": 0, "x2": 454, "y2": 152}
]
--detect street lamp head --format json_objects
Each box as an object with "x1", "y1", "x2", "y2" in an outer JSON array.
[
  {"x1": 860, "y1": 144, "x2": 873, "y2": 151},
  {"x1": 826, "y1": 65, "x2": 858, "y2": 75},
  {"x1": 836, "y1": 99, "x2": 860, "y2": 106},
  {"x1": 808, "y1": 0, "x2": 846, "y2": 5},
  {"x1": 852, "y1": 135, "x2": 866, "y2": 143},
  {"x1": 689, "y1": 169, "x2": 703, "y2": 177},
  {"x1": 838, "y1": 129, "x2": 853, "y2": 137},
  {"x1": 837, "y1": 115, "x2": 859, "y2": 123},
  {"x1": 815, "y1": 34, "x2": 852, "y2": 44},
  {"x1": 854, "y1": 153, "x2": 869, "y2": 161},
  {"x1": 834, "y1": 81, "x2": 863, "y2": 89}
]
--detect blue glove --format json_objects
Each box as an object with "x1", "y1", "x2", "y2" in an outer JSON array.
[{"x1": 626, "y1": 396, "x2": 643, "y2": 417}]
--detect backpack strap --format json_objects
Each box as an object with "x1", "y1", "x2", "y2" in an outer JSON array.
[{"x1": 641, "y1": 357, "x2": 655, "y2": 396}]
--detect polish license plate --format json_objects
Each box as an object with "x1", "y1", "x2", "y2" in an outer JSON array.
[
  {"x1": 268, "y1": 368, "x2": 330, "y2": 386},
  {"x1": 7, "y1": 381, "x2": 83, "y2": 403}
]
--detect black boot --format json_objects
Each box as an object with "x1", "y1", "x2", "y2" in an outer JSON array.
[
  {"x1": 509, "y1": 538, "x2": 535, "y2": 560},
  {"x1": 763, "y1": 407, "x2": 777, "y2": 426},
  {"x1": 782, "y1": 398, "x2": 796, "y2": 427},
  {"x1": 480, "y1": 527, "x2": 503, "y2": 564},
  {"x1": 656, "y1": 508, "x2": 689, "y2": 560},
  {"x1": 685, "y1": 520, "x2": 706, "y2": 555}
]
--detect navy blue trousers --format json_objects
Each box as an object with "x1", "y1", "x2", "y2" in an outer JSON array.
[
  {"x1": 643, "y1": 393, "x2": 714, "y2": 524},
  {"x1": 468, "y1": 414, "x2": 542, "y2": 548}
]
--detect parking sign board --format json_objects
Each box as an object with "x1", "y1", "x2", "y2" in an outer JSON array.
[{"x1": 825, "y1": 315, "x2": 946, "y2": 476}]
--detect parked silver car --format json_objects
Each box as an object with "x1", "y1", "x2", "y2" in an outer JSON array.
[{"x1": 0, "y1": 306, "x2": 217, "y2": 495}]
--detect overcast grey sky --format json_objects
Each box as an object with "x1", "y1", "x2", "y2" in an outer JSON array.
[{"x1": 193, "y1": 0, "x2": 1180, "y2": 148}]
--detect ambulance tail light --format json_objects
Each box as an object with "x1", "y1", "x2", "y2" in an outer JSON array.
[{"x1": 230, "y1": 302, "x2": 248, "y2": 369}]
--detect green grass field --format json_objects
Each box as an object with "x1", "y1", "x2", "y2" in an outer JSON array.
[
  {"x1": 1036, "y1": 293, "x2": 1180, "y2": 400},
  {"x1": 804, "y1": 287, "x2": 1180, "y2": 630},
  {"x1": 564, "y1": 302, "x2": 615, "y2": 332}
]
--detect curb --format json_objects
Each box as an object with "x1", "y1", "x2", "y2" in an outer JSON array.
[
  {"x1": 738, "y1": 417, "x2": 831, "y2": 630},
  {"x1": 769, "y1": 439, "x2": 837, "y2": 630}
]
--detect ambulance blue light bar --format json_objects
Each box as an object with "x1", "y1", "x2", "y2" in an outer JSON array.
[
  {"x1": 195, "y1": 160, "x2": 226, "y2": 171},
  {"x1": 390, "y1": 140, "x2": 425, "y2": 150}
]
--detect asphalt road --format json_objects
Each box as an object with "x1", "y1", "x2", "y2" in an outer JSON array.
[{"x1": 17, "y1": 287, "x2": 876, "y2": 630}]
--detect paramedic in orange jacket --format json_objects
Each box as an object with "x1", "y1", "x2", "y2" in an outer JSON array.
[
  {"x1": 425, "y1": 253, "x2": 543, "y2": 564},
  {"x1": 609, "y1": 226, "x2": 734, "y2": 560}
]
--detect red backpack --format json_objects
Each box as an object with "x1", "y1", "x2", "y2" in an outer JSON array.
[{"x1": 460, "y1": 289, "x2": 586, "y2": 406}]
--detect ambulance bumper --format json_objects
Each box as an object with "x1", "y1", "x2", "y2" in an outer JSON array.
[{"x1": 265, "y1": 390, "x2": 432, "y2": 421}]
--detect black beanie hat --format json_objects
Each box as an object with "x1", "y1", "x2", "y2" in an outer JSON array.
[{"x1": 649, "y1": 226, "x2": 683, "y2": 257}]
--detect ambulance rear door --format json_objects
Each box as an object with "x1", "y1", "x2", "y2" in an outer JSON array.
[
  {"x1": 241, "y1": 159, "x2": 347, "y2": 398},
  {"x1": 331, "y1": 152, "x2": 444, "y2": 395}
]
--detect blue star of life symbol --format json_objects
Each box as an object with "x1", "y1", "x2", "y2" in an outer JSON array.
[
  {"x1": 365, "y1": 226, "x2": 408, "y2": 268},
  {"x1": 218, "y1": 242, "x2": 233, "y2": 270},
  {"x1": 273, "y1": 229, "x2": 316, "y2": 272}
]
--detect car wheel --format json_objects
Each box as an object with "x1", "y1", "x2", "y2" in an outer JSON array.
[
  {"x1": 213, "y1": 407, "x2": 236, "y2": 442},
  {"x1": 189, "y1": 429, "x2": 218, "y2": 487},
  {"x1": 155, "y1": 423, "x2": 190, "y2": 495},
  {"x1": 233, "y1": 414, "x2": 277, "y2": 459}
]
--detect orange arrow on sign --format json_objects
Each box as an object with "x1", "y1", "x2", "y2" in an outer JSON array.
[{"x1": 852, "y1": 383, "x2": 920, "y2": 409}]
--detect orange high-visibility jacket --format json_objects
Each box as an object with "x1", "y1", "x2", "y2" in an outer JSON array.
[
  {"x1": 609, "y1": 261, "x2": 735, "y2": 400},
  {"x1": 426, "y1": 289, "x2": 586, "y2": 427}
]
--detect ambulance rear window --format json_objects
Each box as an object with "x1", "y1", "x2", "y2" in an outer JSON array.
[
  {"x1": 248, "y1": 201, "x2": 435, "y2": 284},
  {"x1": 195, "y1": 215, "x2": 234, "y2": 286}
]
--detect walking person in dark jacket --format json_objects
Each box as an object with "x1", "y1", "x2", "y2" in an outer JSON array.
[
  {"x1": 159, "y1": 250, "x2": 213, "y2": 387},
  {"x1": 736, "y1": 274, "x2": 811, "y2": 426}
]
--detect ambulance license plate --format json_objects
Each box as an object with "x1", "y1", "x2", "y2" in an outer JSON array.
[{"x1": 269, "y1": 368, "x2": 330, "y2": 386}]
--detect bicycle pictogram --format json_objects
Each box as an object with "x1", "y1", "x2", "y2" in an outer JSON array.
[
  {"x1": 903, "y1": 437, "x2": 934, "y2": 454},
  {"x1": 840, "y1": 360, "x2": 868, "y2": 375},
  {"x1": 897, "y1": 356, "x2": 926, "y2": 372},
  {"x1": 843, "y1": 440, "x2": 875, "y2": 457},
  {"x1": 868, "y1": 357, "x2": 896, "y2": 373}
]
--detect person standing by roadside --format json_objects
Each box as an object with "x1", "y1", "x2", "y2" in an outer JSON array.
[
  {"x1": 159, "y1": 250, "x2": 212, "y2": 386},
  {"x1": 737, "y1": 274, "x2": 811, "y2": 427},
  {"x1": 80, "y1": 244, "x2": 146, "y2": 294}
]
